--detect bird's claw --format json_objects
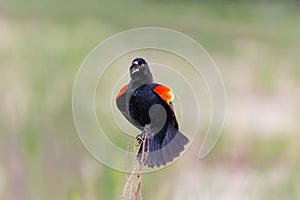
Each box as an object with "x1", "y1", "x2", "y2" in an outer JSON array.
[
  {"x1": 136, "y1": 133, "x2": 144, "y2": 145},
  {"x1": 135, "y1": 125, "x2": 154, "y2": 146}
]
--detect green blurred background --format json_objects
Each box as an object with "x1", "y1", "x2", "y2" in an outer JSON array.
[{"x1": 1, "y1": 0, "x2": 300, "y2": 199}]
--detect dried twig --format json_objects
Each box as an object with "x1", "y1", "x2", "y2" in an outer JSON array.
[
  {"x1": 122, "y1": 125, "x2": 150, "y2": 200},
  {"x1": 122, "y1": 141, "x2": 131, "y2": 199},
  {"x1": 135, "y1": 130, "x2": 148, "y2": 200}
]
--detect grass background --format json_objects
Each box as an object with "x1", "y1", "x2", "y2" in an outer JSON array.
[{"x1": 1, "y1": 0, "x2": 300, "y2": 199}]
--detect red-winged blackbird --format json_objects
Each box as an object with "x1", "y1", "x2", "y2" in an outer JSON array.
[{"x1": 116, "y1": 58, "x2": 189, "y2": 168}]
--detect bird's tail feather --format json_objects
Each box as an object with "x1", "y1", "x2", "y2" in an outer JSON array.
[{"x1": 137, "y1": 123, "x2": 189, "y2": 168}]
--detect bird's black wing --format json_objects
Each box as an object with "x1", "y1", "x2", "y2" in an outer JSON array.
[
  {"x1": 116, "y1": 85, "x2": 144, "y2": 130},
  {"x1": 151, "y1": 83, "x2": 179, "y2": 129}
]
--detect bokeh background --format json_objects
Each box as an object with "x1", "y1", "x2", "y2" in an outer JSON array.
[{"x1": 1, "y1": 0, "x2": 300, "y2": 199}]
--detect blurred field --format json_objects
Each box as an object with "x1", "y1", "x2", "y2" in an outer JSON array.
[{"x1": 1, "y1": 0, "x2": 300, "y2": 199}]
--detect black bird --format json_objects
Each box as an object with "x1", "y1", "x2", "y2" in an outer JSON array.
[{"x1": 116, "y1": 58, "x2": 189, "y2": 168}]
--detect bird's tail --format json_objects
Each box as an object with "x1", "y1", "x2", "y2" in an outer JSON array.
[{"x1": 137, "y1": 123, "x2": 189, "y2": 168}]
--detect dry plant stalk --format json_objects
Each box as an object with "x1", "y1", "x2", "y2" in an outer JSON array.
[{"x1": 122, "y1": 125, "x2": 150, "y2": 200}]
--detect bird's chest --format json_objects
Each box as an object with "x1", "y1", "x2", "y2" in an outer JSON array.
[{"x1": 128, "y1": 88, "x2": 158, "y2": 124}]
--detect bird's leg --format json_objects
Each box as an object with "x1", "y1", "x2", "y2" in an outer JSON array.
[
  {"x1": 135, "y1": 124, "x2": 153, "y2": 145},
  {"x1": 135, "y1": 133, "x2": 144, "y2": 144}
]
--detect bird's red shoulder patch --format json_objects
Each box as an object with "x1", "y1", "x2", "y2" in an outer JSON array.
[
  {"x1": 116, "y1": 85, "x2": 128, "y2": 100},
  {"x1": 153, "y1": 85, "x2": 174, "y2": 104}
]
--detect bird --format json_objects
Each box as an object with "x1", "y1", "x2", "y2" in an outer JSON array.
[{"x1": 116, "y1": 58, "x2": 189, "y2": 168}]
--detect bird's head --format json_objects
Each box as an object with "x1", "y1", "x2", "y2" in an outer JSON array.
[{"x1": 129, "y1": 58, "x2": 153, "y2": 84}]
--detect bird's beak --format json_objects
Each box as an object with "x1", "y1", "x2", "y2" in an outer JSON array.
[
  {"x1": 131, "y1": 66, "x2": 140, "y2": 74},
  {"x1": 131, "y1": 61, "x2": 140, "y2": 74}
]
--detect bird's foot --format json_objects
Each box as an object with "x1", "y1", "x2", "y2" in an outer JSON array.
[
  {"x1": 135, "y1": 124, "x2": 153, "y2": 146},
  {"x1": 136, "y1": 133, "x2": 144, "y2": 145}
]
